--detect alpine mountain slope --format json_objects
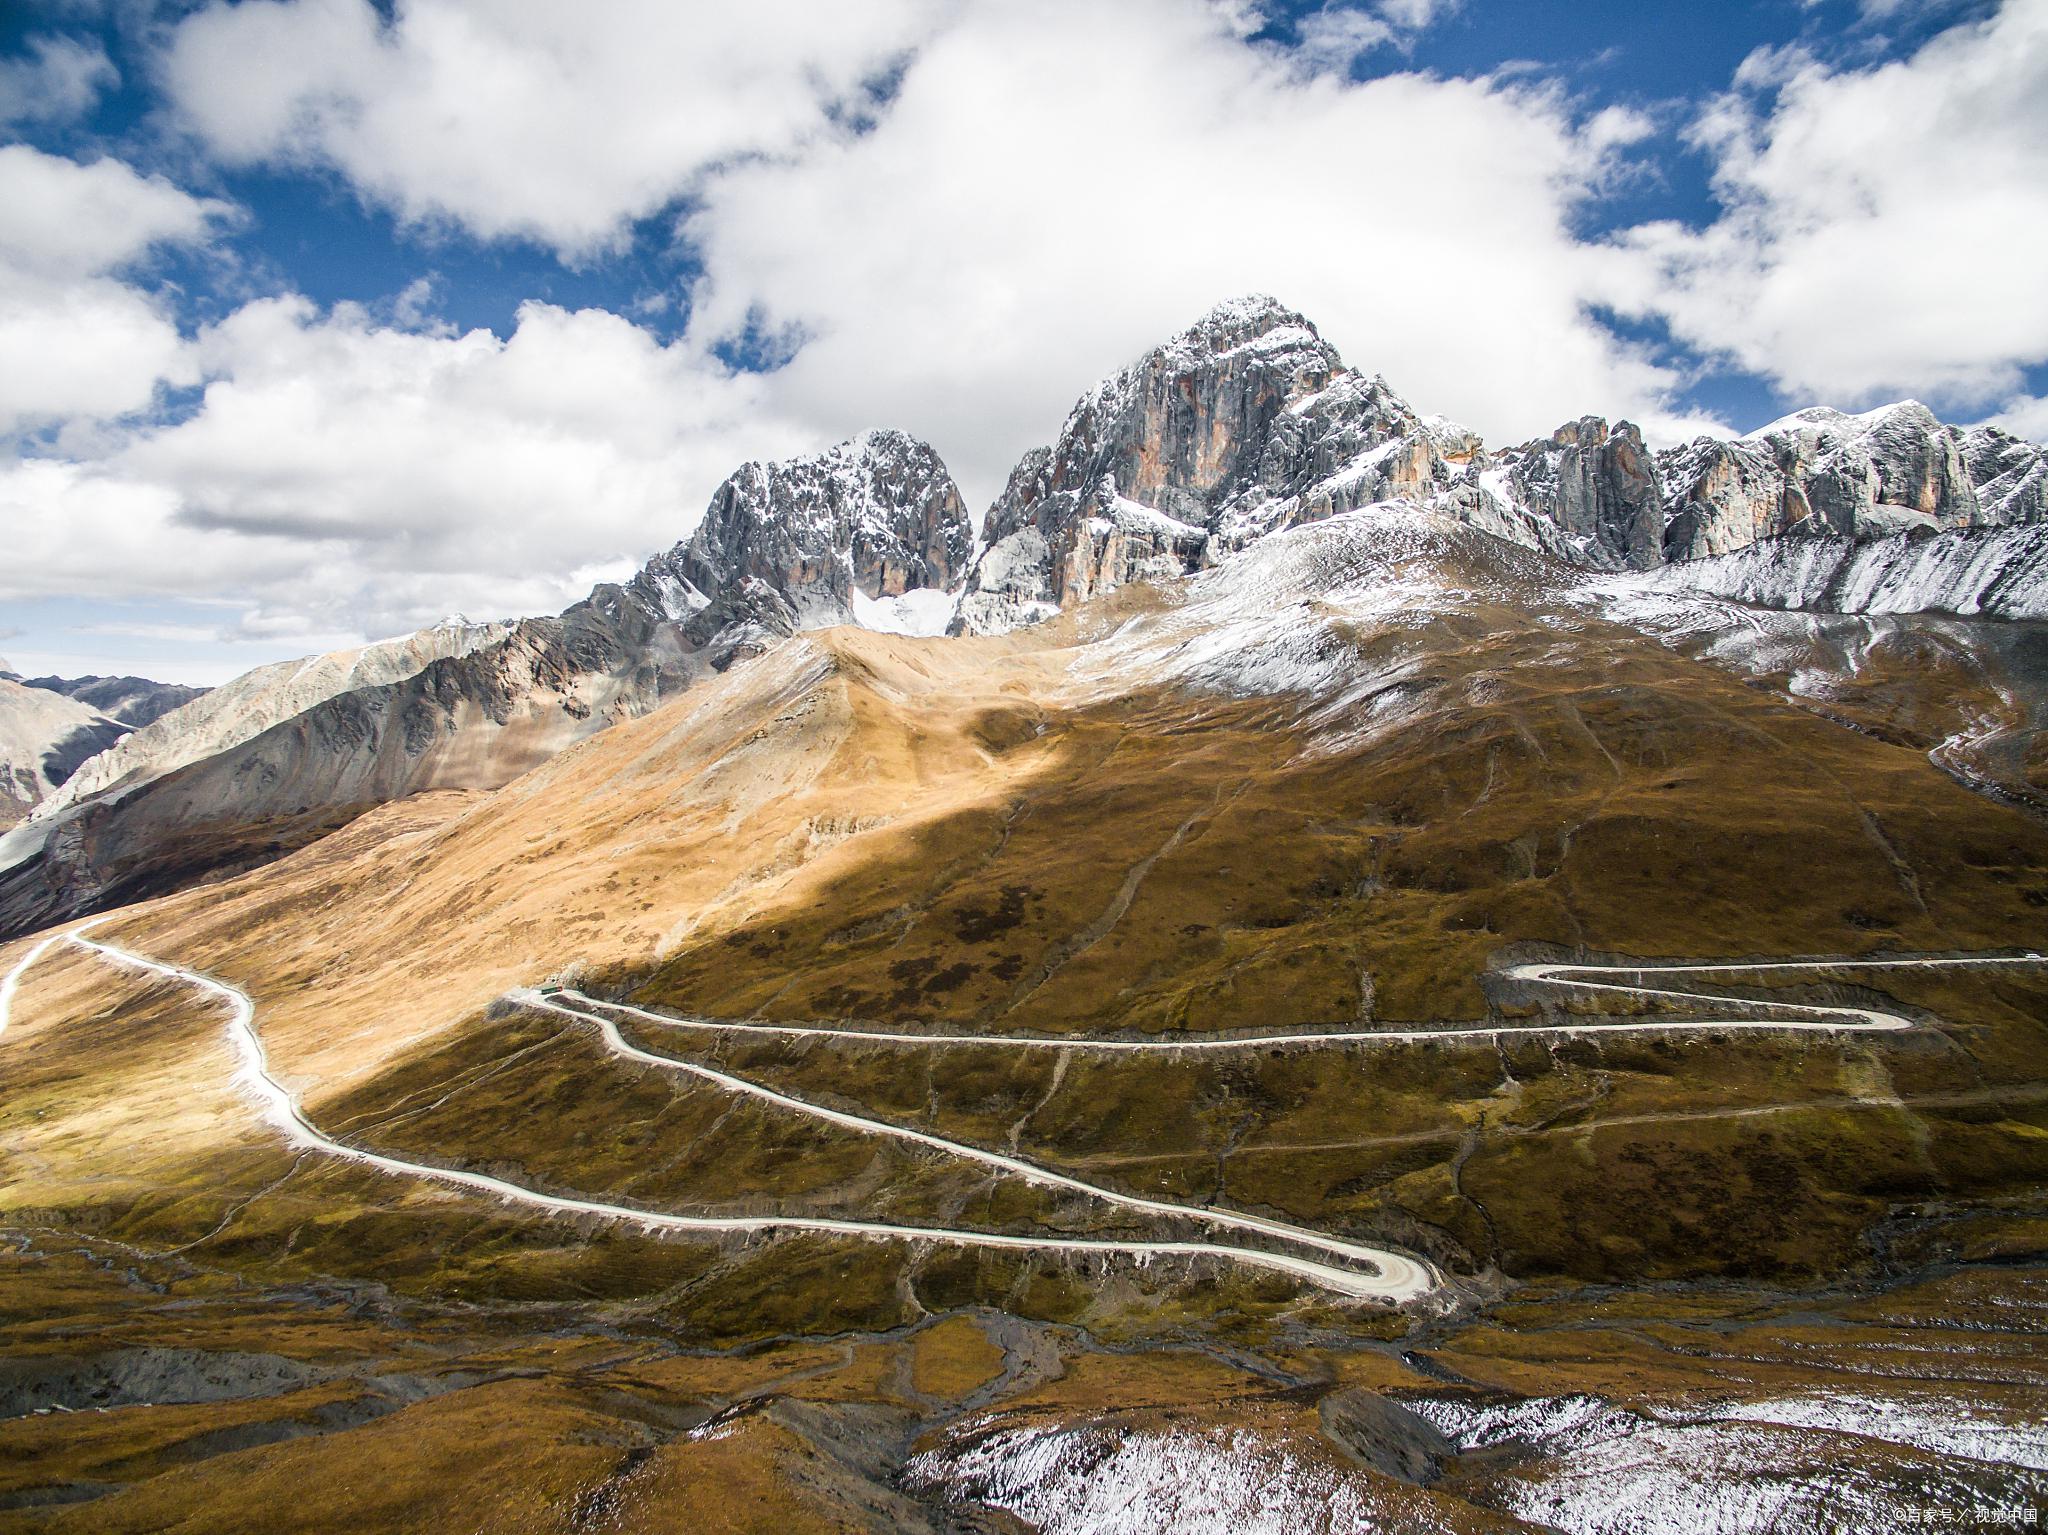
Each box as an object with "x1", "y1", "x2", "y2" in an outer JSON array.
[{"x1": 2, "y1": 299, "x2": 2047, "y2": 1533}]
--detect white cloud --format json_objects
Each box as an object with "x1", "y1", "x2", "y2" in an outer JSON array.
[
  {"x1": 682, "y1": 0, "x2": 1696, "y2": 508},
  {"x1": 0, "y1": 34, "x2": 117, "y2": 126},
  {"x1": 160, "y1": 0, "x2": 943, "y2": 259},
  {"x1": 1988, "y1": 394, "x2": 2048, "y2": 440},
  {"x1": 1375, "y1": 0, "x2": 1460, "y2": 32},
  {"x1": 2, "y1": 295, "x2": 809, "y2": 643},
  {"x1": 0, "y1": 147, "x2": 232, "y2": 434},
  {"x1": 0, "y1": 277, "x2": 197, "y2": 433},
  {"x1": 0, "y1": 145, "x2": 228, "y2": 280},
  {"x1": 1294, "y1": 9, "x2": 1399, "y2": 64},
  {"x1": 1292, "y1": 0, "x2": 1461, "y2": 68},
  {"x1": 1618, "y1": 0, "x2": 2048, "y2": 413}
]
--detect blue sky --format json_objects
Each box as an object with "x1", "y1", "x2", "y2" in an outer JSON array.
[{"x1": 2, "y1": 0, "x2": 2044, "y2": 683}]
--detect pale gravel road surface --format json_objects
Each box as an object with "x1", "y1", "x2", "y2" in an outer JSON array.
[{"x1": 6, "y1": 930, "x2": 2041, "y2": 1306}]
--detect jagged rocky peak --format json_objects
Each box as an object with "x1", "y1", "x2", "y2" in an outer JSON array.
[
  {"x1": 1049, "y1": 294, "x2": 1345, "y2": 523},
  {"x1": 1961, "y1": 423, "x2": 2048, "y2": 524},
  {"x1": 958, "y1": 296, "x2": 1479, "y2": 634},
  {"x1": 1658, "y1": 401, "x2": 2047, "y2": 561},
  {"x1": 956, "y1": 296, "x2": 2048, "y2": 635},
  {"x1": 629, "y1": 428, "x2": 972, "y2": 630},
  {"x1": 1467, "y1": 416, "x2": 1665, "y2": 571}
]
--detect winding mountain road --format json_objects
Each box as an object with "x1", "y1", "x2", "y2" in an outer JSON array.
[
  {"x1": 6, "y1": 931, "x2": 1432, "y2": 1303},
  {"x1": 4, "y1": 929, "x2": 2041, "y2": 1307},
  {"x1": 561, "y1": 953, "x2": 2039, "y2": 1053}
]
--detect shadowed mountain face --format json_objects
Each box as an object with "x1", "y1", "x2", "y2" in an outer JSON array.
[
  {"x1": 0, "y1": 678, "x2": 128, "y2": 830},
  {"x1": 7, "y1": 672, "x2": 209, "y2": 728},
  {"x1": 3, "y1": 297, "x2": 2042, "y2": 950}
]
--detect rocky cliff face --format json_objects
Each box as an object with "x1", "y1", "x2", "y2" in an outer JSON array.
[
  {"x1": 956, "y1": 298, "x2": 2048, "y2": 633},
  {"x1": 957, "y1": 298, "x2": 1476, "y2": 633},
  {"x1": 629, "y1": 429, "x2": 971, "y2": 628},
  {"x1": 1658, "y1": 404, "x2": 2045, "y2": 561},
  {"x1": 1483, "y1": 417, "x2": 1665, "y2": 570}
]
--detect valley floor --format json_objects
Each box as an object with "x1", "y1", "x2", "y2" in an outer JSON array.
[{"x1": 3, "y1": 922, "x2": 2046, "y2": 1532}]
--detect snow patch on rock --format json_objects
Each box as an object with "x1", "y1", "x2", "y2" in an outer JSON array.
[
  {"x1": 850, "y1": 586, "x2": 958, "y2": 637},
  {"x1": 1610, "y1": 524, "x2": 2048, "y2": 620}
]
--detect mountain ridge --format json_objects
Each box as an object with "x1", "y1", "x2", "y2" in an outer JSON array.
[
  {"x1": 4, "y1": 294, "x2": 2043, "y2": 940},
  {"x1": 951, "y1": 295, "x2": 2048, "y2": 634}
]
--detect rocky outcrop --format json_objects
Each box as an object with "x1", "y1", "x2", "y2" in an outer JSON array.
[
  {"x1": 1961, "y1": 424, "x2": 2048, "y2": 525},
  {"x1": 630, "y1": 429, "x2": 971, "y2": 628},
  {"x1": 1482, "y1": 417, "x2": 1665, "y2": 570},
  {"x1": 1659, "y1": 403, "x2": 2047, "y2": 561}
]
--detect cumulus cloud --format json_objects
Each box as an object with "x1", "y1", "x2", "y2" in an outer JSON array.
[
  {"x1": 39, "y1": 0, "x2": 2046, "y2": 681},
  {"x1": 1617, "y1": 0, "x2": 2048, "y2": 415},
  {"x1": 682, "y1": 0, "x2": 1696, "y2": 508},
  {"x1": 160, "y1": 0, "x2": 942, "y2": 258},
  {"x1": 0, "y1": 147, "x2": 232, "y2": 433},
  {"x1": 2, "y1": 295, "x2": 809, "y2": 642},
  {"x1": 0, "y1": 145, "x2": 227, "y2": 281},
  {"x1": 0, "y1": 34, "x2": 117, "y2": 127},
  {"x1": 11, "y1": 0, "x2": 1725, "y2": 672}
]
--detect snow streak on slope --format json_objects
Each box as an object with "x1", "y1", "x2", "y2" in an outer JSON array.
[
  {"x1": 1071, "y1": 504, "x2": 1546, "y2": 746},
  {"x1": 1616, "y1": 525, "x2": 2048, "y2": 620}
]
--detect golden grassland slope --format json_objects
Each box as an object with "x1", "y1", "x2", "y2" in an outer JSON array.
[
  {"x1": 5, "y1": 521, "x2": 2048, "y2": 1526},
  {"x1": 0, "y1": 538, "x2": 2042, "y2": 1303}
]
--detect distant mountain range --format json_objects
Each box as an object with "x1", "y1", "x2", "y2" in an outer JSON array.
[
  {"x1": 0, "y1": 668, "x2": 208, "y2": 830},
  {"x1": 2, "y1": 296, "x2": 2042, "y2": 940}
]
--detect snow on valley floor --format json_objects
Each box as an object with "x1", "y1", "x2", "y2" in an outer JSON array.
[
  {"x1": 903, "y1": 1421, "x2": 1415, "y2": 1535},
  {"x1": 905, "y1": 1389, "x2": 2048, "y2": 1534},
  {"x1": 1406, "y1": 1390, "x2": 2048, "y2": 1534}
]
